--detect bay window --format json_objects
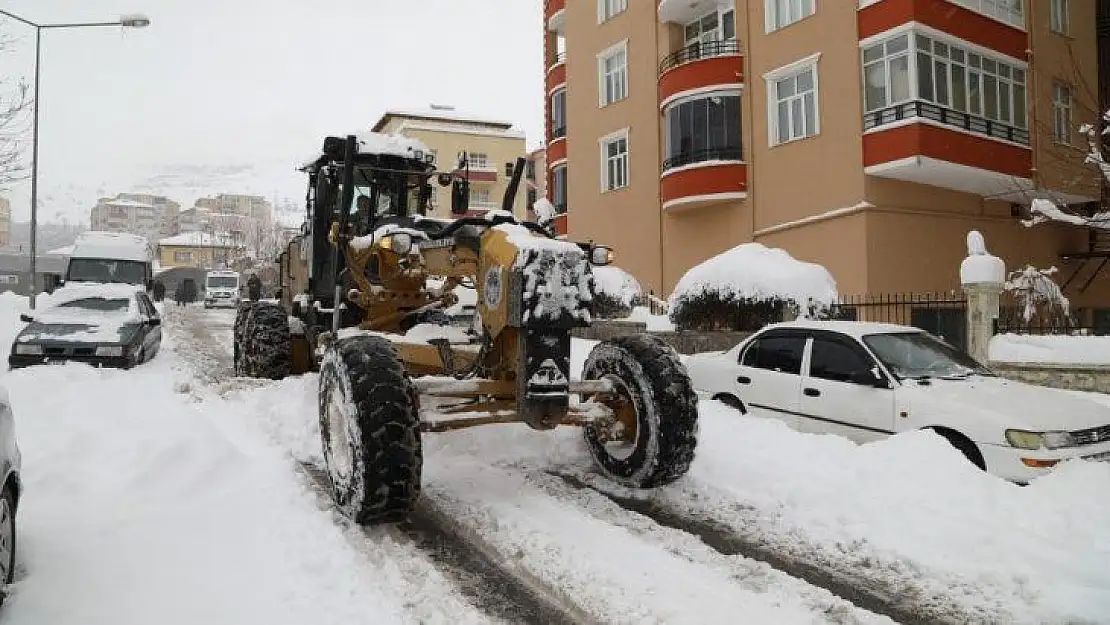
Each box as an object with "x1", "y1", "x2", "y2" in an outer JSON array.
[
  {"x1": 550, "y1": 89, "x2": 566, "y2": 138},
  {"x1": 664, "y1": 93, "x2": 742, "y2": 169},
  {"x1": 861, "y1": 30, "x2": 1028, "y2": 142},
  {"x1": 552, "y1": 165, "x2": 568, "y2": 211}
]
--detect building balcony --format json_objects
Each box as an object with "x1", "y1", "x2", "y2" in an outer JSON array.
[
  {"x1": 862, "y1": 100, "x2": 1032, "y2": 197},
  {"x1": 661, "y1": 151, "x2": 747, "y2": 212},
  {"x1": 546, "y1": 135, "x2": 567, "y2": 164},
  {"x1": 546, "y1": 0, "x2": 565, "y2": 32},
  {"x1": 858, "y1": 0, "x2": 1027, "y2": 61},
  {"x1": 546, "y1": 53, "x2": 566, "y2": 93},
  {"x1": 658, "y1": 0, "x2": 724, "y2": 25},
  {"x1": 658, "y1": 40, "x2": 743, "y2": 107}
]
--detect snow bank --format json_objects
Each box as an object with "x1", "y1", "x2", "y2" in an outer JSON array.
[
  {"x1": 990, "y1": 333, "x2": 1110, "y2": 365},
  {"x1": 623, "y1": 306, "x2": 675, "y2": 331},
  {"x1": 591, "y1": 266, "x2": 641, "y2": 306},
  {"x1": 0, "y1": 317, "x2": 490, "y2": 624},
  {"x1": 669, "y1": 243, "x2": 838, "y2": 312}
]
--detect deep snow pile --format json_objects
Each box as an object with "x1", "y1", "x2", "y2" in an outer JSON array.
[
  {"x1": 590, "y1": 266, "x2": 641, "y2": 307},
  {"x1": 668, "y1": 243, "x2": 838, "y2": 313},
  {"x1": 991, "y1": 333, "x2": 1110, "y2": 364},
  {"x1": 0, "y1": 324, "x2": 487, "y2": 624}
]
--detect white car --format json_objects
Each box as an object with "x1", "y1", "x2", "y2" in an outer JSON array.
[
  {"x1": 685, "y1": 320, "x2": 1110, "y2": 483},
  {"x1": 204, "y1": 270, "x2": 241, "y2": 309}
]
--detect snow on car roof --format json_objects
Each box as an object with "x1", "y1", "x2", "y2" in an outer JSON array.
[
  {"x1": 763, "y1": 319, "x2": 927, "y2": 338},
  {"x1": 71, "y1": 231, "x2": 151, "y2": 262}
]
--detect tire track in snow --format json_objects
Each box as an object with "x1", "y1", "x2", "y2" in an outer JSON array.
[
  {"x1": 299, "y1": 462, "x2": 590, "y2": 625},
  {"x1": 166, "y1": 305, "x2": 583, "y2": 625},
  {"x1": 548, "y1": 466, "x2": 985, "y2": 625}
]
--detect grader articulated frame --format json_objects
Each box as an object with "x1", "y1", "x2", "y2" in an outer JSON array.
[{"x1": 234, "y1": 133, "x2": 699, "y2": 524}]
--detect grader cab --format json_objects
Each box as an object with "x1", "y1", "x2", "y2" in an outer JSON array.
[{"x1": 235, "y1": 133, "x2": 699, "y2": 524}]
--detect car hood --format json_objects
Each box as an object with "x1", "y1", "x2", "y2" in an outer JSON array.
[
  {"x1": 16, "y1": 320, "x2": 138, "y2": 344},
  {"x1": 899, "y1": 375, "x2": 1110, "y2": 433}
]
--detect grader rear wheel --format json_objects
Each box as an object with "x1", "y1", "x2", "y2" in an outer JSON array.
[
  {"x1": 581, "y1": 334, "x2": 699, "y2": 488},
  {"x1": 243, "y1": 302, "x2": 292, "y2": 380},
  {"x1": 317, "y1": 334, "x2": 423, "y2": 525}
]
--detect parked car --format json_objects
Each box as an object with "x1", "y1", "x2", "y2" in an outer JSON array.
[
  {"x1": 9, "y1": 283, "x2": 162, "y2": 370},
  {"x1": 0, "y1": 383, "x2": 21, "y2": 604},
  {"x1": 685, "y1": 320, "x2": 1110, "y2": 483}
]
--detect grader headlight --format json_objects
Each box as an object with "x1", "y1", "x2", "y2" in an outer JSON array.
[{"x1": 589, "y1": 245, "x2": 615, "y2": 266}]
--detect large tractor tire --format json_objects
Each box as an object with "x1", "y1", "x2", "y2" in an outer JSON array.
[
  {"x1": 317, "y1": 334, "x2": 422, "y2": 524},
  {"x1": 582, "y1": 334, "x2": 699, "y2": 488},
  {"x1": 242, "y1": 302, "x2": 292, "y2": 380}
]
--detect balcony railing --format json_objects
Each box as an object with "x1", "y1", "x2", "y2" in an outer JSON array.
[
  {"x1": 550, "y1": 51, "x2": 566, "y2": 66},
  {"x1": 863, "y1": 100, "x2": 1029, "y2": 145},
  {"x1": 659, "y1": 39, "x2": 741, "y2": 74},
  {"x1": 662, "y1": 146, "x2": 743, "y2": 171},
  {"x1": 551, "y1": 125, "x2": 566, "y2": 139}
]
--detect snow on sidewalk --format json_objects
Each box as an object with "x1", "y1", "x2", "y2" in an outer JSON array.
[{"x1": 0, "y1": 333, "x2": 487, "y2": 625}]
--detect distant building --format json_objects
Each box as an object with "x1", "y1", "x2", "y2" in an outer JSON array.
[
  {"x1": 158, "y1": 231, "x2": 241, "y2": 270},
  {"x1": 525, "y1": 147, "x2": 547, "y2": 222},
  {"x1": 194, "y1": 194, "x2": 273, "y2": 224},
  {"x1": 0, "y1": 197, "x2": 10, "y2": 247},
  {"x1": 370, "y1": 106, "x2": 530, "y2": 218},
  {"x1": 90, "y1": 193, "x2": 180, "y2": 241}
]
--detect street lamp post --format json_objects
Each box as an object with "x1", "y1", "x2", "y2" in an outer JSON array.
[{"x1": 0, "y1": 10, "x2": 150, "y2": 309}]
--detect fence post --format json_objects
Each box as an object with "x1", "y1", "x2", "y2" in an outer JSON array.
[{"x1": 960, "y1": 231, "x2": 1005, "y2": 364}]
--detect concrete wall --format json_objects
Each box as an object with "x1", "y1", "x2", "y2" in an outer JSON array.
[
  {"x1": 989, "y1": 361, "x2": 1110, "y2": 394},
  {"x1": 571, "y1": 319, "x2": 750, "y2": 355}
]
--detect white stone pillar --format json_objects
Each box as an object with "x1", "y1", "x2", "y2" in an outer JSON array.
[{"x1": 960, "y1": 231, "x2": 1005, "y2": 365}]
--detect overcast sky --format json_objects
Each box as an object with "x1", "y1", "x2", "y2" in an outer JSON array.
[{"x1": 0, "y1": 0, "x2": 544, "y2": 224}]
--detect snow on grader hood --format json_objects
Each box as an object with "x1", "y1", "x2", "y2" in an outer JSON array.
[{"x1": 234, "y1": 133, "x2": 700, "y2": 526}]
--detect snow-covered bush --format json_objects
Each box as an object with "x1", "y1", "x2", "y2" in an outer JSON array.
[
  {"x1": 1002, "y1": 265, "x2": 1072, "y2": 332},
  {"x1": 668, "y1": 243, "x2": 838, "y2": 331},
  {"x1": 590, "y1": 266, "x2": 642, "y2": 319}
]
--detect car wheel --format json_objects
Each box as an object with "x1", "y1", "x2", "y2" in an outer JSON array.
[
  {"x1": 0, "y1": 485, "x2": 17, "y2": 591},
  {"x1": 927, "y1": 427, "x2": 986, "y2": 471}
]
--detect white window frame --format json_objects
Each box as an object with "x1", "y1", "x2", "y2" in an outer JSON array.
[
  {"x1": 466, "y1": 152, "x2": 491, "y2": 170},
  {"x1": 599, "y1": 128, "x2": 630, "y2": 193},
  {"x1": 861, "y1": 33, "x2": 912, "y2": 113},
  {"x1": 948, "y1": 0, "x2": 1025, "y2": 30},
  {"x1": 597, "y1": 40, "x2": 629, "y2": 107},
  {"x1": 469, "y1": 188, "x2": 493, "y2": 208},
  {"x1": 764, "y1": 53, "x2": 821, "y2": 146},
  {"x1": 908, "y1": 31, "x2": 1028, "y2": 130},
  {"x1": 1050, "y1": 0, "x2": 1069, "y2": 35},
  {"x1": 597, "y1": 0, "x2": 627, "y2": 24},
  {"x1": 1053, "y1": 82, "x2": 1073, "y2": 144},
  {"x1": 765, "y1": 0, "x2": 815, "y2": 33}
]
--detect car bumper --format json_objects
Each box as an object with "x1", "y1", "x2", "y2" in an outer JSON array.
[
  {"x1": 205, "y1": 298, "x2": 239, "y2": 308},
  {"x1": 980, "y1": 440, "x2": 1110, "y2": 483},
  {"x1": 9, "y1": 354, "x2": 132, "y2": 370}
]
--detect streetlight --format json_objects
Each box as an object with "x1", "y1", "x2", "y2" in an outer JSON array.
[{"x1": 0, "y1": 10, "x2": 150, "y2": 309}]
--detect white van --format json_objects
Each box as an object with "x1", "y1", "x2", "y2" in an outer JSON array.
[
  {"x1": 204, "y1": 270, "x2": 241, "y2": 309},
  {"x1": 65, "y1": 231, "x2": 152, "y2": 289}
]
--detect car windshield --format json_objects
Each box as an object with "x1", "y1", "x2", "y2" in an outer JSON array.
[
  {"x1": 67, "y1": 258, "x2": 147, "y2": 285},
  {"x1": 207, "y1": 276, "x2": 238, "y2": 288},
  {"x1": 862, "y1": 332, "x2": 993, "y2": 380}
]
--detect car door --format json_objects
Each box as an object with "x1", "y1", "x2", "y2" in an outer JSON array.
[
  {"x1": 797, "y1": 331, "x2": 896, "y2": 443},
  {"x1": 136, "y1": 293, "x2": 161, "y2": 359},
  {"x1": 735, "y1": 330, "x2": 807, "y2": 429}
]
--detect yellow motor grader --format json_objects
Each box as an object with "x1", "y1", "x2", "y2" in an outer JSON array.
[{"x1": 234, "y1": 133, "x2": 699, "y2": 524}]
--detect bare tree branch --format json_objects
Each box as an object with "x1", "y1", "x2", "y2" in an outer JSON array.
[{"x1": 0, "y1": 31, "x2": 32, "y2": 188}]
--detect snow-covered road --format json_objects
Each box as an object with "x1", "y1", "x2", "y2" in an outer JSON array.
[{"x1": 0, "y1": 297, "x2": 1108, "y2": 624}]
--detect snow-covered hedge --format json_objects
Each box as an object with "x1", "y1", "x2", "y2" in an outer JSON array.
[
  {"x1": 668, "y1": 243, "x2": 837, "y2": 331},
  {"x1": 590, "y1": 266, "x2": 642, "y2": 319}
]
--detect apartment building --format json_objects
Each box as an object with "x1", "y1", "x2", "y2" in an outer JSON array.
[
  {"x1": 526, "y1": 147, "x2": 550, "y2": 221},
  {"x1": 0, "y1": 197, "x2": 10, "y2": 247},
  {"x1": 371, "y1": 106, "x2": 530, "y2": 218},
  {"x1": 195, "y1": 194, "x2": 273, "y2": 224},
  {"x1": 545, "y1": 0, "x2": 1110, "y2": 313},
  {"x1": 89, "y1": 193, "x2": 181, "y2": 242}
]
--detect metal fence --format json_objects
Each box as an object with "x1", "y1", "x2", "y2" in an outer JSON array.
[
  {"x1": 994, "y1": 289, "x2": 1104, "y2": 335},
  {"x1": 829, "y1": 292, "x2": 969, "y2": 352}
]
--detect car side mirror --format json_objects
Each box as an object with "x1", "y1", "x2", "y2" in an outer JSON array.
[
  {"x1": 19, "y1": 314, "x2": 32, "y2": 323},
  {"x1": 852, "y1": 367, "x2": 887, "y2": 388}
]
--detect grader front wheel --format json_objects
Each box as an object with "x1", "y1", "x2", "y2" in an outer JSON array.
[
  {"x1": 317, "y1": 334, "x2": 423, "y2": 525},
  {"x1": 581, "y1": 334, "x2": 699, "y2": 488}
]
